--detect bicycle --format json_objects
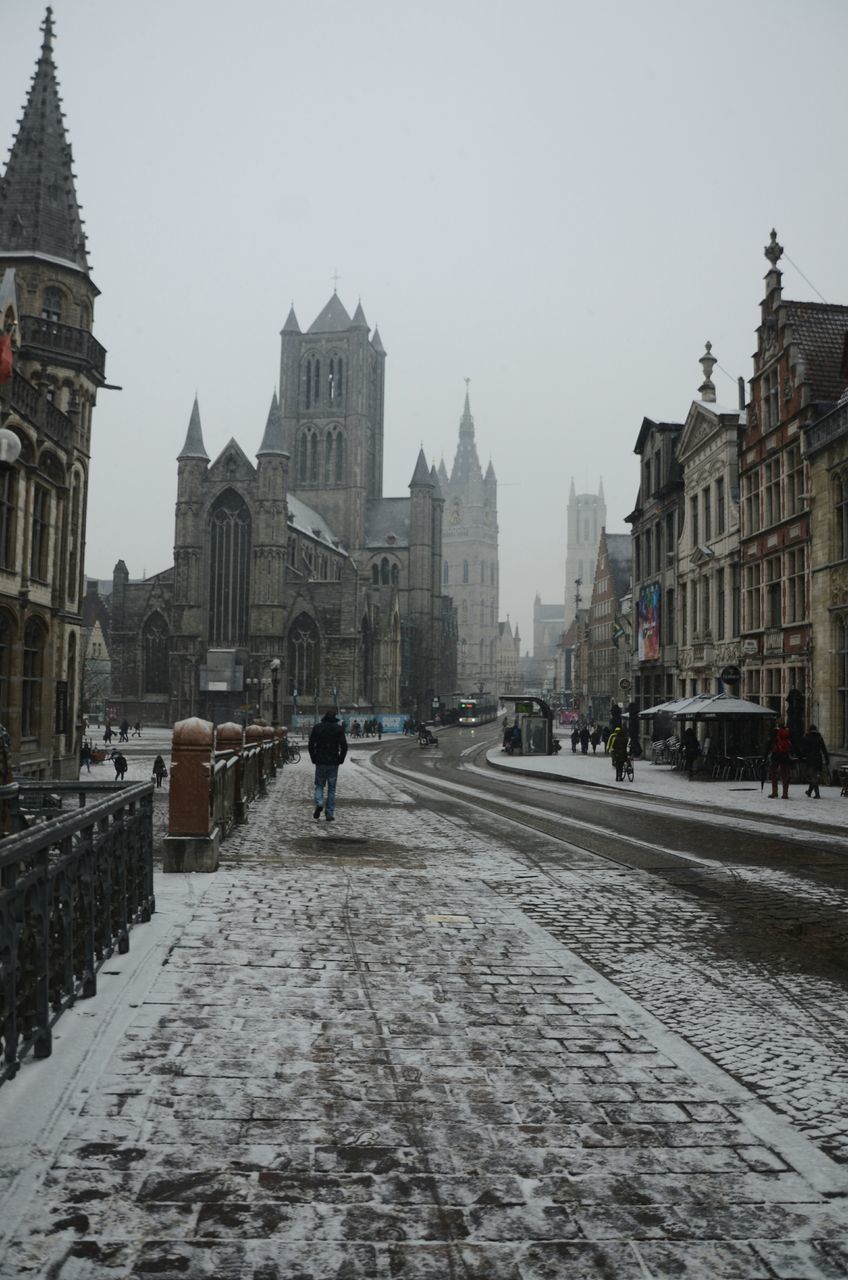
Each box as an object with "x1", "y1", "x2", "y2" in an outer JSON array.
[
  {"x1": 623, "y1": 754, "x2": 635, "y2": 782},
  {"x1": 282, "y1": 741, "x2": 301, "y2": 764}
]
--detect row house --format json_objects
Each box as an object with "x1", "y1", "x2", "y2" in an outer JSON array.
[
  {"x1": 578, "y1": 530, "x2": 631, "y2": 723},
  {"x1": 740, "y1": 232, "x2": 848, "y2": 746}
]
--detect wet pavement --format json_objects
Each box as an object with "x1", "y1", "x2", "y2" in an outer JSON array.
[{"x1": 1, "y1": 740, "x2": 847, "y2": 1278}]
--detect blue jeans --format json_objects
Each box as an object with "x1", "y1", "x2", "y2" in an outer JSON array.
[{"x1": 313, "y1": 764, "x2": 338, "y2": 816}]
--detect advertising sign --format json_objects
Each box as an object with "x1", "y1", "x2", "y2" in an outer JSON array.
[{"x1": 637, "y1": 583, "x2": 661, "y2": 662}]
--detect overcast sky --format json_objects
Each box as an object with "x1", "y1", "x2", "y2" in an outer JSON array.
[{"x1": 4, "y1": 0, "x2": 848, "y2": 648}]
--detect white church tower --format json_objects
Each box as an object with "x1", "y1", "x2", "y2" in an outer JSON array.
[{"x1": 564, "y1": 478, "x2": 606, "y2": 628}]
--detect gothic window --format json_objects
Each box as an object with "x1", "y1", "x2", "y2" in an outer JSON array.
[
  {"x1": 287, "y1": 536, "x2": 296, "y2": 567},
  {"x1": 334, "y1": 431, "x2": 344, "y2": 483},
  {"x1": 381, "y1": 557, "x2": 390, "y2": 585},
  {"x1": 391, "y1": 563, "x2": 399, "y2": 585},
  {"x1": 297, "y1": 428, "x2": 319, "y2": 484},
  {"x1": 67, "y1": 471, "x2": 81, "y2": 600},
  {"x1": 208, "y1": 489, "x2": 250, "y2": 647},
  {"x1": 30, "y1": 485, "x2": 50, "y2": 581},
  {"x1": 302, "y1": 354, "x2": 322, "y2": 410},
  {"x1": 288, "y1": 613, "x2": 319, "y2": 697},
  {"x1": 324, "y1": 427, "x2": 344, "y2": 484},
  {"x1": 143, "y1": 613, "x2": 170, "y2": 694},
  {"x1": 0, "y1": 612, "x2": 13, "y2": 725},
  {"x1": 836, "y1": 474, "x2": 848, "y2": 561},
  {"x1": 443, "y1": 561, "x2": 449, "y2": 586},
  {"x1": 462, "y1": 560, "x2": 469, "y2": 584},
  {"x1": 328, "y1": 355, "x2": 344, "y2": 407},
  {"x1": 41, "y1": 287, "x2": 63, "y2": 323},
  {"x1": 372, "y1": 563, "x2": 379, "y2": 585},
  {"x1": 21, "y1": 617, "x2": 45, "y2": 738},
  {"x1": 0, "y1": 468, "x2": 16, "y2": 571}
]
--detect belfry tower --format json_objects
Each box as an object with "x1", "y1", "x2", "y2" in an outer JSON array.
[{"x1": 564, "y1": 479, "x2": 605, "y2": 628}]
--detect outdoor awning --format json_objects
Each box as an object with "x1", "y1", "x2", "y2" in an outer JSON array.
[
  {"x1": 639, "y1": 696, "x2": 703, "y2": 719},
  {"x1": 678, "y1": 694, "x2": 776, "y2": 719}
]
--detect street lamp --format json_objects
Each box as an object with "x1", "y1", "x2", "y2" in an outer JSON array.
[{"x1": 270, "y1": 658, "x2": 280, "y2": 726}]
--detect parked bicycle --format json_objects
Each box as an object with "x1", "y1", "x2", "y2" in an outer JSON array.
[{"x1": 281, "y1": 740, "x2": 301, "y2": 764}]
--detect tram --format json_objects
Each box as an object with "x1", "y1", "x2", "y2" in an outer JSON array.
[{"x1": 457, "y1": 697, "x2": 498, "y2": 727}]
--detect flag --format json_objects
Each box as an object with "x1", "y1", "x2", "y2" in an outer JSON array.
[{"x1": 0, "y1": 334, "x2": 12, "y2": 384}]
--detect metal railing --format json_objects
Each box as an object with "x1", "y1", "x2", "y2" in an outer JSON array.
[{"x1": 0, "y1": 781, "x2": 154, "y2": 1086}]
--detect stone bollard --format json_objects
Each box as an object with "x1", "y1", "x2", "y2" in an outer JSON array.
[
  {"x1": 163, "y1": 717, "x2": 218, "y2": 873},
  {"x1": 216, "y1": 722, "x2": 245, "y2": 822},
  {"x1": 245, "y1": 724, "x2": 265, "y2": 796},
  {"x1": 262, "y1": 726, "x2": 275, "y2": 778}
]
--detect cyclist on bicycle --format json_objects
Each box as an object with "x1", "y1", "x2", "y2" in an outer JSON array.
[{"x1": 608, "y1": 724, "x2": 629, "y2": 781}]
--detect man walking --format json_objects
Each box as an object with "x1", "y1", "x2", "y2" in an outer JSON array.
[
  {"x1": 308, "y1": 710, "x2": 348, "y2": 822},
  {"x1": 802, "y1": 724, "x2": 829, "y2": 799}
]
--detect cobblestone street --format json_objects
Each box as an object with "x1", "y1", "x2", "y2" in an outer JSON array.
[{"x1": 2, "y1": 752, "x2": 848, "y2": 1278}]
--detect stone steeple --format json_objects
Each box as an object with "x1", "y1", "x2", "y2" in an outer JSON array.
[
  {"x1": 0, "y1": 8, "x2": 90, "y2": 274},
  {"x1": 178, "y1": 396, "x2": 209, "y2": 461},
  {"x1": 449, "y1": 382, "x2": 483, "y2": 488},
  {"x1": 257, "y1": 389, "x2": 286, "y2": 456}
]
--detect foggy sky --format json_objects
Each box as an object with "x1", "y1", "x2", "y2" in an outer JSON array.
[{"x1": 4, "y1": 0, "x2": 848, "y2": 648}]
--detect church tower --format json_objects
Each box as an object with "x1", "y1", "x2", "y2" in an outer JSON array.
[
  {"x1": 442, "y1": 385, "x2": 499, "y2": 692},
  {"x1": 278, "y1": 291, "x2": 385, "y2": 551},
  {"x1": 0, "y1": 8, "x2": 107, "y2": 776},
  {"x1": 564, "y1": 479, "x2": 606, "y2": 628}
]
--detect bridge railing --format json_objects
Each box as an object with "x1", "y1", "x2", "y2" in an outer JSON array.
[{"x1": 0, "y1": 781, "x2": 154, "y2": 1086}]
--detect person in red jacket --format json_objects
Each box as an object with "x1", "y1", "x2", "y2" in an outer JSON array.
[{"x1": 768, "y1": 719, "x2": 792, "y2": 799}]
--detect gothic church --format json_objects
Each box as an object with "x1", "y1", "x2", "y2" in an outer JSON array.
[{"x1": 108, "y1": 294, "x2": 457, "y2": 725}]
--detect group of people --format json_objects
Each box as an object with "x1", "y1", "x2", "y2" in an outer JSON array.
[
  {"x1": 347, "y1": 718, "x2": 383, "y2": 739},
  {"x1": 102, "y1": 719, "x2": 142, "y2": 745},
  {"x1": 570, "y1": 723, "x2": 607, "y2": 755},
  {"x1": 765, "y1": 720, "x2": 830, "y2": 799}
]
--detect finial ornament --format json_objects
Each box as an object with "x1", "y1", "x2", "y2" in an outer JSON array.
[
  {"x1": 764, "y1": 228, "x2": 784, "y2": 268},
  {"x1": 41, "y1": 7, "x2": 54, "y2": 51},
  {"x1": 699, "y1": 340, "x2": 717, "y2": 402},
  {"x1": 332, "y1": 267, "x2": 340, "y2": 293}
]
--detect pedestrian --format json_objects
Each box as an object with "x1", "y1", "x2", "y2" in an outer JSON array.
[
  {"x1": 682, "y1": 726, "x2": 701, "y2": 781},
  {"x1": 601, "y1": 725, "x2": 610, "y2": 749},
  {"x1": 308, "y1": 709, "x2": 348, "y2": 822},
  {"x1": 608, "y1": 725, "x2": 628, "y2": 781},
  {"x1": 590, "y1": 726, "x2": 601, "y2": 754},
  {"x1": 119, "y1": 718, "x2": 129, "y2": 743},
  {"x1": 113, "y1": 751, "x2": 128, "y2": 781},
  {"x1": 579, "y1": 725, "x2": 590, "y2": 755},
  {"x1": 571, "y1": 725, "x2": 579, "y2": 754},
  {"x1": 510, "y1": 722, "x2": 521, "y2": 754},
  {"x1": 103, "y1": 723, "x2": 113, "y2": 744},
  {"x1": 801, "y1": 724, "x2": 829, "y2": 800},
  {"x1": 133, "y1": 721, "x2": 142, "y2": 738},
  {"x1": 80, "y1": 741, "x2": 91, "y2": 773},
  {"x1": 377, "y1": 721, "x2": 383, "y2": 740},
  {"x1": 767, "y1": 719, "x2": 792, "y2": 799},
  {"x1": 152, "y1": 754, "x2": 168, "y2": 788}
]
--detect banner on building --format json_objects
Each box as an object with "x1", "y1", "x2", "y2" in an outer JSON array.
[{"x1": 637, "y1": 583, "x2": 661, "y2": 662}]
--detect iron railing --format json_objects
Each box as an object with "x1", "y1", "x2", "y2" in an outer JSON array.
[{"x1": 0, "y1": 781, "x2": 154, "y2": 1085}]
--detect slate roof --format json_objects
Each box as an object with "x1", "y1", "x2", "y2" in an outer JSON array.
[
  {"x1": 308, "y1": 293, "x2": 352, "y2": 334},
  {"x1": 785, "y1": 301, "x2": 848, "y2": 403},
  {"x1": 409, "y1": 448, "x2": 432, "y2": 487},
  {"x1": 287, "y1": 495, "x2": 344, "y2": 549},
  {"x1": 0, "y1": 10, "x2": 90, "y2": 273},
  {"x1": 365, "y1": 497, "x2": 410, "y2": 549},
  {"x1": 257, "y1": 391, "x2": 286, "y2": 456},
  {"x1": 281, "y1": 306, "x2": 301, "y2": 333},
  {"x1": 177, "y1": 397, "x2": 209, "y2": 461}
]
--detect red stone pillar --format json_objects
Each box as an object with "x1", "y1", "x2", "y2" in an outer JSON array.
[
  {"x1": 163, "y1": 717, "x2": 218, "y2": 873},
  {"x1": 216, "y1": 722, "x2": 244, "y2": 821}
]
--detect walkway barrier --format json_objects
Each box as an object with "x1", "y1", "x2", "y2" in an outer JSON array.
[
  {"x1": 164, "y1": 718, "x2": 286, "y2": 873},
  {"x1": 0, "y1": 781, "x2": 154, "y2": 1086}
]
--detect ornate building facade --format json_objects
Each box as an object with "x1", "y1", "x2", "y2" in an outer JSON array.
[
  {"x1": 439, "y1": 387, "x2": 499, "y2": 694},
  {"x1": 0, "y1": 12, "x2": 106, "y2": 777},
  {"x1": 108, "y1": 298, "x2": 456, "y2": 724}
]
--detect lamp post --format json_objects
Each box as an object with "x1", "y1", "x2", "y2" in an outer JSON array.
[{"x1": 270, "y1": 658, "x2": 280, "y2": 727}]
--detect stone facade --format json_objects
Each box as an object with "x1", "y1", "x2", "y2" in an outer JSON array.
[
  {"x1": 564, "y1": 479, "x2": 606, "y2": 628},
  {"x1": 0, "y1": 13, "x2": 105, "y2": 778},
  {"x1": 583, "y1": 531, "x2": 631, "y2": 723},
  {"x1": 107, "y1": 298, "x2": 456, "y2": 725},
  {"x1": 496, "y1": 618, "x2": 521, "y2": 694},
  {"x1": 439, "y1": 388, "x2": 498, "y2": 695}
]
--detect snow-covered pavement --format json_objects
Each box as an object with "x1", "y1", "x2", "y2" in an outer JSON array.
[{"x1": 1, "y1": 751, "x2": 847, "y2": 1277}]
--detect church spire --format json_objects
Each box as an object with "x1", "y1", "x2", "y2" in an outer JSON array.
[
  {"x1": 178, "y1": 396, "x2": 209, "y2": 461},
  {"x1": 0, "y1": 8, "x2": 90, "y2": 273},
  {"x1": 449, "y1": 379, "x2": 483, "y2": 487},
  {"x1": 257, "y1": 389, "x2": 286, "y2": 456}
]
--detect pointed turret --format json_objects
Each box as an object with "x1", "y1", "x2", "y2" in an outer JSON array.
[
  {"x1": 485, "y1": 458, "x2": 496, "y2": 484},
  {"x1": 178, "y1": 396, "x2": 209, "y2": 461},
  {"x1": 449, "y1": 381, "x2": 483, "y2": 487},
  {"x1": 569, "y1": 477, "x2": 576, "y2": 499},
  {"x1": 437, "y1": 457, "x2": 449, "y2": 488},
  {"x1": 350, "y1": 300, "x2": 369, "y2": 330},
  {"x1": 281, "y1": 305, "x2": 300, "y2": 334},
  {"x1": 430, "y1": 464, "x2": 444, "y2": 502},
  {"x1": 371, "y1": 326, "x2": 386, "y2": 355},
  {"x1": 308, "y1": 292, "x2": 352, "y2": 333},
  {"x1": 257, "y1": 390, "x2": 286, "y2": 456},
  {"x1": 410, "y1": 447, "x2": 433, "y2": 488},
  {"x1": 0, "y1": 8, "x2": 90, "y2": 272}
]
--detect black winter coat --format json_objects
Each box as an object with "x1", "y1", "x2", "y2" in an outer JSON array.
[{"x1": 308, "y1": 715, "x2": 348, "y2": 766}]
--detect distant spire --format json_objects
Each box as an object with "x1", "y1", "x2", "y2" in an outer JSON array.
[
  {"x1": 450, "y1": 379, "x2": 483, "y2": 487},
  {"x1": 569, "y1": 477, "x2": 576, "y2": 498},
  {"x1": 371, "y1": 325, "x2": 385, "y2": 355},
  {"x1": 430, "y1": 463, "x2": 444, "y2": 502},
  {"x1": 281, "y1": 304, "x2": 300, "y2": 334},
  {"x1": 0, "y1": 7, "x2": 90, "y2": 272},
  {"x1": 178, "y1": 395, "x2": 209, "y2": 461},
  {"x1": 698, "y1": 340, "x2": 717, "y2": 403},
  {"x1": 258, "y1": 389, "x2": 286, "y2": 456},
  {"x1": 461, "y1": 377, "x2": 473, "y2": 432}
]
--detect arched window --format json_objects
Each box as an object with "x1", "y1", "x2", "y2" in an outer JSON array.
[
  {"x1": 30, "y1": 485, "x2": 50, "y2": 581},
  {"x1": 443, "y1": 561, "x2": 449, "y2": 586},
  {"x1": 391, "y1": 563, "x2": 399, "y2": 585},
  {"x1": 302, "y1": 353, "x2": 321, "y2": 410},
  {"x1": 381, "y1": 557, "x2": 390, "y2": 585},
  {"x1": 371, "y1": 563, "x2": 379, "y2": 585},
  {"x1": 288, "y1": 613, "x2": 319, "y2": 698},
  {"x1": 143, "y1": 613, "x2": 170, "y2": 694},
  {"x1": 41, "y1": 287, "x2": 63, "y2": 323},
  {"x1": 328, "y1": 355, "x2": 344, "y2": 407},
  {"x1": 462, "y1": 560, "x2": 469, "y2": 584},
  {"x1": 79, "y1": 300, "x2": 92, "y2": 331},
  {"x1": 21, "y1": 617, "x2": 45, "y2": 738},
  {"x1": 324, "y1": 427, "x2": 344, "y2": 485},
  {"x1": 208, "y1": 490, "x2": 251, "y2": 646},
  {"x1": 67, "y1": 471, "x2": 81, "y2": 600},
  {"x1": 334, "y1": 430, "x2": 344, "y2": 483},
  {"x1": 298, "y1": 428, "x2": 318, "y2": 484},
  {"x1": 0, "y1": 467, "x2": 17, "y2": 571}
]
